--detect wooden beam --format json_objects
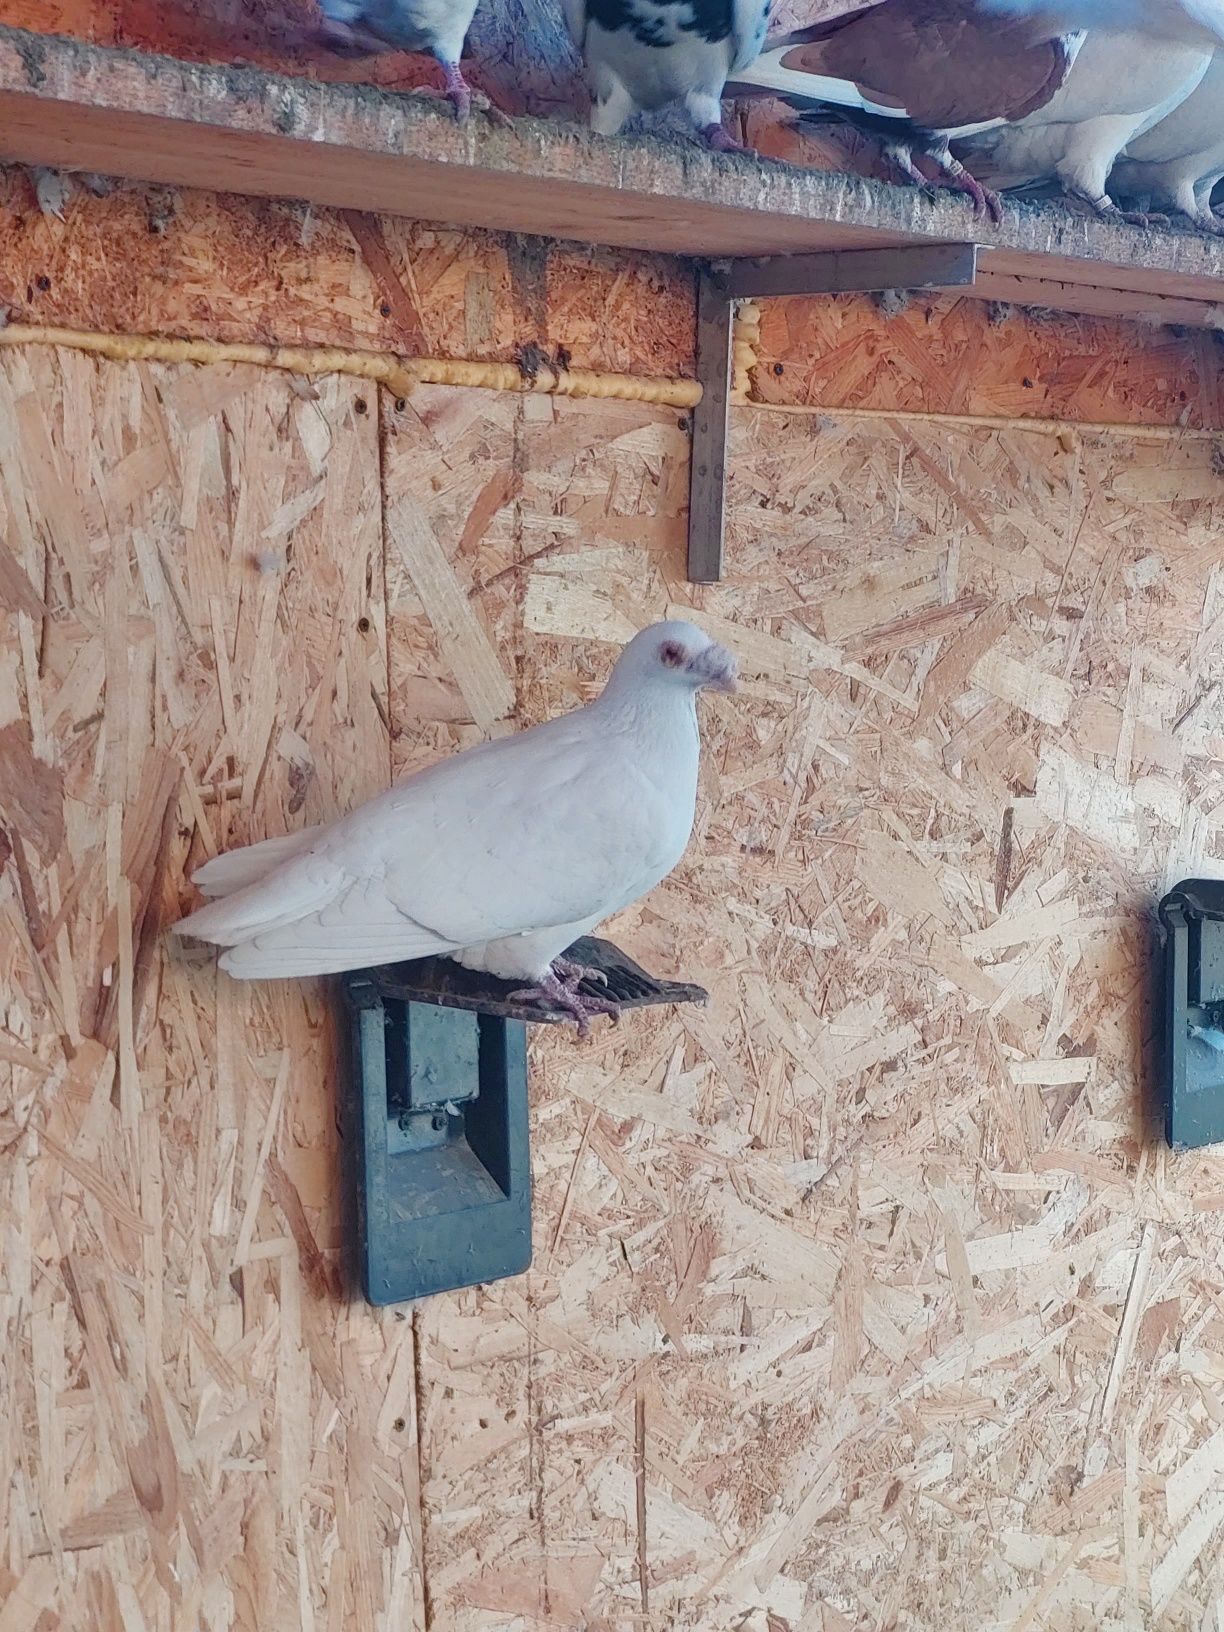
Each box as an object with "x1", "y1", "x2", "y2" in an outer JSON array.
[
  {"x1": 688, "y1": 269, "x2": 735, "y2": 585},
  {"x1": 2, "y1": 27, "x2": 1224, "y2": 322},
  {"x1": 722, "y1": 244, "x2": 978, "y2": 300}
]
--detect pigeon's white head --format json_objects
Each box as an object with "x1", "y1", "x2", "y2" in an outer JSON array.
[{"x1": 608, "y1": 620, "x2": 738, "y2": 697}]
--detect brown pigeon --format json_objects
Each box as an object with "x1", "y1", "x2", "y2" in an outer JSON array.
[{"x1": 727, "y1": 0, "x2": 1087, "y2": 218}]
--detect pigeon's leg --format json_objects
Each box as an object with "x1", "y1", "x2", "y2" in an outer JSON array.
[
  {"x1": 551, "y1": 955, "x2": 609, "y2": 988},
  {"x1": 1183, "y1": 179, "x2": 1224, "y2": 237},
  {"x1": 881, "y1": 139, "x2": 939, "y2": 200},
  {"x1": 1056, "y1": 120, "x2": 1163, "y2": 228},
  {"x1": 926, "y1": 144, "x2": 1004, "y2": 225},
  {"x1": 425, "y1": 57, "x2": 513, "y2": 126},
  {"x1": 1062, "y1": 187, "x2": 1167, "y2": 228},
  {"x1": 685, "y1": 91, "x2": 748, "y2": 154},
  {"x1": 509, "y1": 972, "x2": 621, "y2": 1039},
  {"x1": 590, "y1": 74, "x2": 635, "y2": 137}
]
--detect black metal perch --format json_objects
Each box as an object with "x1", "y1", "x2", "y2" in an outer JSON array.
[{"x1": 342, "y1": 937, "x2": 708, "y2": 1305}]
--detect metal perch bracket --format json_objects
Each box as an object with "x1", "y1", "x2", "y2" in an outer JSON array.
[
  {"x1": 342, "y1": 937, "x2": 707, "y2": 1305},
  {"x1": 687, "y1": 243, "x2": 979, "y2": 583}
]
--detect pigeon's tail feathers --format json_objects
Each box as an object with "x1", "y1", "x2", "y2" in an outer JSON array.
[
  {"x1": 172, "y1": 858, "x2": 345, "y2": 947},
  {"x1": 191, "y1": 827, "x2": 324, "y2": 899}
]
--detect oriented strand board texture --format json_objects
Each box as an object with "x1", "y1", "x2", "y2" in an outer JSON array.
[
  {"x1": 0, "y1": 347, "x2": 427, "y2": 1629},
  {"x1": 752, "y1": 291, "x2": 1224, "y2": 429},
  {"x1": 8, "y1": 341, "x2": 1224, "y2": 1631},
  {"x1": 0, "y1": 168, "x2": 697, "y2": 378},
  {"x1": 380, "y1": 385, "x2": 1224, "y2": 1626}
]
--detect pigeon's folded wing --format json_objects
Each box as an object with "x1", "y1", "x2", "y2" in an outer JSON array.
[
  {"x1": 729, "y1": 0, "x2": 770, "y2": 75},
  {"x1": 977, "y1": 0, "x2": 1224, "y2": 46},
  {"x1": 561, "y1": 0, "x2": 587, "y2": 54},
  {"x1": 731, "y1": 1, "x2": 1076, "y2": 129},
  {"x1": 174, "y1": 712, "x2": 683, "y2": 978}
]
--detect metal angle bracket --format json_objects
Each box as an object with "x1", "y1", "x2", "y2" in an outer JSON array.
[{"x1": 686, "y1": 243, "x2": 978, "y2": 583}]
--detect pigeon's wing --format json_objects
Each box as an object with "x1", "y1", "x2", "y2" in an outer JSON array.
[
  {"x1": 175, "y1": 712, "x2": 686, "y2": 979},
  {"x1": 730, "y1": 0, "x2": 1075, "y2": 127},
  {"x1": 977, "y1": 0, "x2": 1224, "y2": 47},
  {"x1": 729, "y1": 0, "x2": 771, "y2": 75},
  {"x1": 819, "y1": 0, "x2": 1078, "y2": 128},
  {"x1": 1122, "y1": 47, "x2": 1224, "y2": 161},
  {"x1": 561, "y1": 0, "x2": 587, "y2": 54}
]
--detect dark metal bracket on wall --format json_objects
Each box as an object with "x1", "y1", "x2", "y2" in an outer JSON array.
[{"x1": 687, "y1": 243, "x2": 980, "y2": 583}]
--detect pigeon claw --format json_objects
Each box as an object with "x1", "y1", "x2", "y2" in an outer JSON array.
[
  {"x1": 552, "y1": 956, "x2": 610, "y2": 988},
  {"x1": 701, "y1": 122, "x2": 748, "y2": 155},
  {"x1": 510, "y1": 972, "x2": 621, "y2": 1039}
]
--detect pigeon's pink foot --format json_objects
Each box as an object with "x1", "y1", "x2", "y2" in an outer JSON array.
[
  {"x1": 701, "y1": 122, "x2": 748, "y2": 154},
  {"x1": 552, "y1": 955, "x2": 608, "y2": 988},
  {"x1": 423, "y1": 64, "x2": 512, "y2": 126},
  {"x1": 930, "y1": 155, "x2": 1004, "y2": 223},
  {"x1": 1065, "y1": 190, "x2": 1164, "y2": 228},
  {"x1": 510, "y1": 971, "x2": 621, "y2": 1038},
  {"x1": 947, "y1": 170, "x2": 1004, "y2": 225}
]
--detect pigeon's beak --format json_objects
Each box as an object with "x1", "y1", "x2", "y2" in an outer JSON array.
[{"x1": 688, "y1": 642, "x2": 738, "y2": 693}]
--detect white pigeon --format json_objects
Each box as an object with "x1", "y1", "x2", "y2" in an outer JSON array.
[
  {"x1": 562, "y1": 0, "x2": 770, "y2": 149},
  {"x1": 978, "y1": 0, "x2": 1224, "y2": 49},
  {"x1": 172, "y1": 621, "x2": 737, "y2": 1030},
  {"x1": 1111, "y1": 50, "x2": 1224, "y2": 231},
  {"x1": 955, "y1": 27, "x2": 1213, "y2": 218}
]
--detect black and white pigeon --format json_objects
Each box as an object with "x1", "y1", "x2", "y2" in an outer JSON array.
[
  {"x1": 172, "y1": 621, "x2": 737, "y2": 1032},
  {"x1": 313, "y1": 0, "x2": 490, "y2": 120},
  {"x1": 562, "y1": 0, "x2": 771, "y2": 149},
  {"x1": 977, "y1": 0, "x2": 1224, "y2": 48},
  {"x1": 726, "y1": 0, "x2": 1087, "y2": 220},
  {"x1": 1111, "y1": 50, "x2": 1224, "y2": 231},
  {"x1": 954, "y1": 27, "x2": 1212, "y2": 220}
]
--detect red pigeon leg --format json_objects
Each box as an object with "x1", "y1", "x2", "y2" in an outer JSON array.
[
  {"x1": 1063, "y1": 187, "x2": 1170, "y2": 227},
  {"x1": 929, "y1": 149, "x2": 1005, "y2": 224},
  {"x1": 702, "y1": 122, "x2": 748, "y2": 153}
]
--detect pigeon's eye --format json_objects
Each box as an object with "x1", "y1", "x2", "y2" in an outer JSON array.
[{"x1": 659, "y1": 640, "x2": 685, "y2": 668}]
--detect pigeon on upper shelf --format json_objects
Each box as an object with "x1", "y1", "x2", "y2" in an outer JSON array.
[
  {"x1": 1110, "y1": 49, "x2": 1224, "y2": 232},
  {"x1": 172, "y1": 621, "x2": 737, "y2": 1034},
  {"x1": 976, "y1": 0, "x2": 1224, "y2": 48},
  {"x1": 954, "y1": 26, "x2": 1212, "y2": 221},
  {"x1": 313, "y1": 0, "x2": 494, "y2": 121},
  {"x1": 561, "y1": 0, "x2": 771, "y2": 150},
  {"x1": 726, "y1": 0, "x2": 1086, "y2": 220}
]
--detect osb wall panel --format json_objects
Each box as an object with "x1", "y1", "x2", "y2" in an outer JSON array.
[
  {"x1": 752, "y1": 291, "x2": 1224, "y2": 430},
  {"x1": 0, "y1": 168, "x2": 696, "y2": 378},
  {"x1": 8, "y1": 342, "x2": 1224, "y2": 1631},
  {"x1": 393, "y1": 397, "x2": 1224, "y2": 1628},
  {"x1": 0, "y1": 347, "x2": 428, "y2": 1629}
]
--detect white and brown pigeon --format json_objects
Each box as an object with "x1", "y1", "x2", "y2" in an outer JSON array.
[
  {"x1": 726, "y1": 0, "x2": 1088, "y2": 220},
  {"x1": 954, "y1": 26, "x2": 1212, "y2": 220},
  {"x1": 1110, "y1": 49, "x2": 1224, "y2": 232},
  {"x1": 313, "y1": 0, "x2": 491, "y2": 120},
  {"x1": 172, "y1": 621, "x2": 737, "y2": 1033},
  {"x1": 562, "y1": 0, "x2": 771, "y2": 149}
]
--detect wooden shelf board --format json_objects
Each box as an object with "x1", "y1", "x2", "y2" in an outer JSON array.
[{"x1": 2, "y1": 26, "x2": 1224, "y2": 325}]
